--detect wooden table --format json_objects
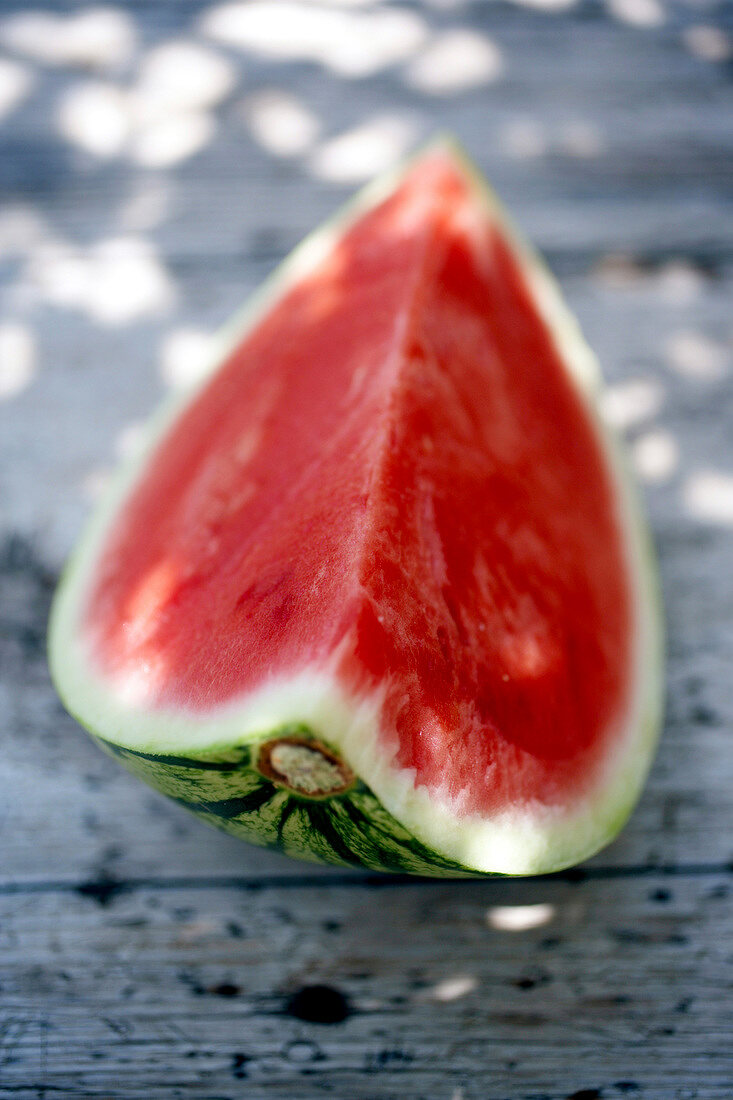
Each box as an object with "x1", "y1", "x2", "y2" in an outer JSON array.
[{"x1": 1, "y1": 1, "x2": 731, "y2": 1096}]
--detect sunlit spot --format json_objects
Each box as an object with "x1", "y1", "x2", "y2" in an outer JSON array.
[
  {"x1": 656, "y1": 260, "x2": 704, "y2": 304},
  {"x1": 57, "y1": 81, "x2": 130, "y2": 158},
  {"x1": 501, "y1": 631, "x2": 559, "y2": 680},
  {"x1": 201, "y1": 1, "x2": 427, "y2": 77},
  {"x1": 0, "y1": 205, "x2": 47, "y2": 257},
  {"x1": 132, "y1": 41, "x2": 236, "y2": 123},
  {"x1": 309, "y1": 114, "x2": 417, "y2": 183},
  {"x1": 131, "y1": 110, "x2": 215, "y2": 168},
  {"x1": 405, "y1": 30, "x2": 502, "y2": 95},
  {"x1": 29, "y1": 236, "x2": 174, "y2": 324},
  {"x1": 632, "y1": 429, "x2": 678, "y2": 484},
  {"x1": 600, "y1": 379, "x2": 663, "y2": 431},
  {"x1": 113, "y1": 653, "x2": 169, "y2": 706},
  {"x1": 0, "y1": 57, "x2": 32, "y2": 121},
  {"x1": 54, "y1": 39, "x2": 232, "y2": 166},
  {"x1": 606, "y1": 0, "x2": 665, "y2": 27},
  {"x1": 665, "y1": 330, "x2": 728, "y2": 381},
  {"x1": 421, "y1": 0, "x2": 469, "y2": 8},
  {"x1": 684, "y1": 470, "x2": 733, "y2": 526},
  {"x1": 81, "y1": 466, "x2": 113, "y2": 501},
  {"x1": 26, "y1": 242, "x2": 89, "y2": 309},
  {"x1": 115, "y1": 420, "x2": 146, "y2": 461},
  {"x1": 118, "y1": 179, "x2": 172, "y2": 232},
  {"x1": 683, "y1": 25, "x2": 731, "y2": 63},
  {"x1": 505, "y1": 0, "x2": 576, "y2": 9},
  {"x1": 297, "y1": 241, "x2": 349, "y2": 324},
  {"x1": 487, "y1": 903, "x2": 555, "y2": 931},
  {"x1": 0, "y1": 322, "x2": 35, "y2": 399},
  {"x1": 430, "y1": 976, "x2": 477, "y2": 1002},
  {"x1": 159, "y1": 327, "x2": 217, "y2": 389},
  {"x1": 125, "y1": 558, "x2": 179, "y2": 647},
  {"x1": 500, "y1": 118, "x2": 546, "y2": 160},
  {"x1": 1, "y1": 7, "x2": 136, "y2": 71},
  {"x1": 234, "y1": 425, "x2": 263, "y2": 468},
  {"x1": 242, "y1": 90, "x2": 320, "y2": 156},
  {"x1": 559, "y1": 120, "x2": 604, "y2": 158}
]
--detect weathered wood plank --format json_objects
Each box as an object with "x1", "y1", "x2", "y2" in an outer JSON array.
[
  {"x1": 1, "y1": 0, "x2": 731, "y2": 1094},
  {"x1": 1, "y1": 873, "x2": 731, "y2": 1098}
]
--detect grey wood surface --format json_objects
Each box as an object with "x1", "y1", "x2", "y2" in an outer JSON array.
[{"x1": 1, "y1": 0, "x2": 732, "y2": 1097}]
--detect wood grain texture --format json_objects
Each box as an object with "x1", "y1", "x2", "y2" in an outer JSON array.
[
  {"x1": 1, "y1": 875, "x2": 732, "y2": 1098},
  {"x1": 0, "y1": 0, "x2": 731, "y2": 1095}
]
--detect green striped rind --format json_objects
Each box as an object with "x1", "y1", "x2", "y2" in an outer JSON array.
[{"x1": 97, "y1": 729, "x2": 469, "y2": 876}]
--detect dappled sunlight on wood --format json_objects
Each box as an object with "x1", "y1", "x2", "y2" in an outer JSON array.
[
  {"x1": 683, "y1": 470, "x2": 733, "y2": 526},
  {"x1": 505, "y1": 0, "x2": 576, "y2": 10},
  {"x1": 57, "y1": 80, "x2": 130, "y2": 158},
  {"x1": 26, "y1": 236, "x2": 175, "y2": 325},
  {"x1": 500, "y1": 116, "x2": 604, "y2": 161},
  {"x1": 81, "y1": 466, "x2": 113, "y2": 502},
  {"x1": 665, "y1": 330, "x2": 729, "y2": 382},
  {"x1": 655, "y1": 261, "x2": 706, "y2": 304},
  {"x1": 130, "y1": 110, "x2": 216, "y2": 168},
  {"x1": 558, "y1": 120, "x2": 604, "y2": 159},
  {"x1": 0, "y1": 205, "x2": 48, "y2": 257},
  {"x1": 133, "y1": 40, "x2": 235, "y2": 121},
  {"x1": 55, "y1": 41, "x2": 230, "y2": 166},
  {"x1": 487, "y1": 902, "x2": 556, "y2": 931},
  {"x1": 117, "y1": 179, "x2": 172, "y2": 232},
  {"x1": 159, "y1": 327, "x2": 218, "y2": 390},
  {"x1": 308, "y1": 114, "x2": 418, "y2": 182},
  {"x1": 500, "y1": 117, "x2": 547, "y2": 160},
  {"x1": 0, "y1": 58, "x2": 32, "y2": 122},
  {"x1": 241, "y1": 89, "x2": 320, "y2": 157},
  {"x1": 0, "y1": 322, "x2": 35, "y2": 400},
  {"x1": 429, "y1": 975, "x2": 478, "y2": 1002},
  {"x1": 600, "y1": 379, "x2": 664, "y2": 432},
  {"x1": 682, "y1": 24, "x2": 731, "y2": 63},
  {"x1": 114, "y1": 420, "x2": 146, "y2": 462},
  {"x1": 0, "y1": 6, "x2": 136, "y2": 70},
  {"x1": 607, "y1": 0, "x2": 665, "y2": 28},
  {"x1": 632, "y1": 430, "x2": 679, "y2": 485},
  {"x1": 404, "y1": 29, "x2": 503, "y2": 95},
  {"x1": 200, "y1": 0, "x2": 427, "y2": 77}
]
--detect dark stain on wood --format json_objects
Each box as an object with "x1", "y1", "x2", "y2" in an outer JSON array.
[
  {"x1": 285, "y1": 985, "x2": 352, "y2": 1025},
  {"x1": 231, "y1": 1052, "x2": 251, "y2": 1079},
  {"x1": 75, "y1": 876, "x2": 126, "y2": 906}
]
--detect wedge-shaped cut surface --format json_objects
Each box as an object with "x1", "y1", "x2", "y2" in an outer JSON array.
[{"x1": 49, "y1": 143, "x2": 663, "y2": 875}]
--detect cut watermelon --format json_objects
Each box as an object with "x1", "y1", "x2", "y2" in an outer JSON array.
[{"x1": 49, "y1": 141, "x2": 663, "y2": 876}]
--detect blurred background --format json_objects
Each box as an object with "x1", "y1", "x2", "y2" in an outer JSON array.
[{"x1": 1, "y1": 1, "x2": 731, "y2": 1097}]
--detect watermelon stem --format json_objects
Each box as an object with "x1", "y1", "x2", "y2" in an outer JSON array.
[{"x1": 257, "y1": 736, "x2": 355, "y2": 799}]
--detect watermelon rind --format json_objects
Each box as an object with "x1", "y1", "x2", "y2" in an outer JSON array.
[{"x1": 48, "y1": 138, "x2": 664, "y2": 876}]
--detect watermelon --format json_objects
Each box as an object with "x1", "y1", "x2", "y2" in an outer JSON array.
[{"x1": 49, "y1": 141, "x2": 663, "y2": 877}]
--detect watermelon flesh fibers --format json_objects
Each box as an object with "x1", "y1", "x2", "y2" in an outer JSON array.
[{"x1": 50, "y1": 144, "x2": 662, "y2": 874}]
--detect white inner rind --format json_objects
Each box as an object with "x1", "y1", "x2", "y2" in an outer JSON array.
[{"x1": 48, "y1": 139, "x2": 664, "y2": 876}]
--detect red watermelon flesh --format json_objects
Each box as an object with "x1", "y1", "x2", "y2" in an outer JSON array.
[{"x1": 83, "y1": 151, "x2": 633, "y2": 819}]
